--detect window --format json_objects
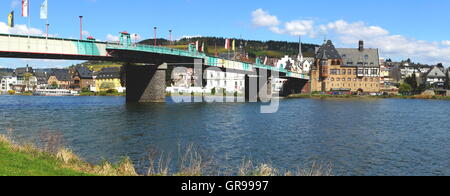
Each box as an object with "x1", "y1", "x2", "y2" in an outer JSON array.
[
  {"x1": 348, "y1": 69, "x2": 352, "y2": 75},
  {"x1": 337, "y1": 78, "x2": 340, "y2": 81},
  {"x1": 342, "y1": 69, "x2": 346, "y2": 75},
  {"x1": 331, "y1": 78, "x2": 335, "y2": 81},
  {"x1": 365, "y1": 69, "x2": 369, "y2": 75}
]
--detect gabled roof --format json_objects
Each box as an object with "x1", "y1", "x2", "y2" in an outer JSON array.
[
  {"x1": 95, "y1": 67, "x2": 121, "y2": 79},
  {"x1": 75, "y1": 66, "x2": 93, "y2": 79},
  {"x1": 315, "y1": 40, "x2": 341, "y2": 60},
  {"x1": 15, "y1": 67, "x2": 33, "y2": 77},
  {"x1": 337, "y1": 48, "x2": 380, "y2": 67},
  {"x1": 425, "y1": 66, "x2": 446, "y2": 78},
  {"x1": 50, "y1": 69, "x2": 71, "y2": 81}
]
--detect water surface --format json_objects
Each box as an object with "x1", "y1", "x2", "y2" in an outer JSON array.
[{"x1": 0, "y1": 95, "x2": 448, "y2": 175}]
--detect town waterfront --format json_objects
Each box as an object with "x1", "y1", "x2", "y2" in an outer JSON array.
[{"x1": 0, "y1": 95, "x2": 448, "y2": 176}]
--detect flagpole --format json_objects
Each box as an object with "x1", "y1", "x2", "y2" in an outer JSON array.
[{"x1": 27, "y1": 0, "x2": 31, "y2": 49}]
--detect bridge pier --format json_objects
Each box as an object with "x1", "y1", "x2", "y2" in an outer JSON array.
[
  {"x1": 245, "y1": 75, "x2": 272, "y2": 102},
  {"x1": 279, "y1": 78, "x2": 308, "y2": 97},
  {"x1": 125, "y1": 63, "x2": 167, "y2": 103}
]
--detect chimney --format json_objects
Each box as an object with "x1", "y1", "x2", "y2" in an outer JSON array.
[{"x1": 359, "y1": 40, "x2": 364, "y2": 51}]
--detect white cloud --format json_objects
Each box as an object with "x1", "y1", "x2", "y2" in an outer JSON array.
[
  {"x1": 441, "y1": 40, "x2": 450, "y2": 46},
  {"x1": 284, "y1": 20, "x2": 315, "y2": 36},
  {"x1": 179, "y1": 35, "x2": 202, "y2": 40},
  {"x1": 0, "y1": 22, "x2": 47, "y2": 36},
  {"x1": 250, "y1": 9, "x2": 450, "y2": 65},
  {"x1": 106, "y1": 34, "x2": 120, "y2": 42},
  {"x1": 252, "y1": 9, "x2": 280, "y2": 27}
]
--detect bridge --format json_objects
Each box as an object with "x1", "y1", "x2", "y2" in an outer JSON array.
[{"x1": 0, "y1": 32, "x2": 310, "y2": 102}]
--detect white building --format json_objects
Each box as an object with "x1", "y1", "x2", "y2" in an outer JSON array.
[
  {"x1": 0, "y1": 76, "x2": 18, "y2": 93},
  {"x1": 205, "y1": 70, "x2": 245, "y2": 93}
]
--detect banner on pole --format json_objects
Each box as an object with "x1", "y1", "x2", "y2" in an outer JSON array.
[{"x1": 40, "y1": 0, "x2": 48, "y2": 20}]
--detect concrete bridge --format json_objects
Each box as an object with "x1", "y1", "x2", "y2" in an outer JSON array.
[{"x1": 0, "y1": 32, "x2": 309, "y2": 102}]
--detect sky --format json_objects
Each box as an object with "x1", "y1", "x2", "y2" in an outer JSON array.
[{"x1": 1, "y1": 0, "x2": 450, "y2": 68}]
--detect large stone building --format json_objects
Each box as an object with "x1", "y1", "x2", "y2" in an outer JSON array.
[{"x1": 311, "y1": 40, "x2": 381, "y2": 94}]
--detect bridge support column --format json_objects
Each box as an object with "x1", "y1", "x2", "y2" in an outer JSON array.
[
  {"x1": 279, "y1": 78, "x2": 308, "y2": 97},
  {"x1": 245, "y1": 75, "x2": 272, "y2": 102},
  {"x1": 126, "y1": 63, "x2": 167, "y2": 103}
]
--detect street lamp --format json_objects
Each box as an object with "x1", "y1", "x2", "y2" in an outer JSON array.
[
  {"x1": 153, "y1": 27, "x2": 158, "y2": 46},
  {"x1": 79, "y1": 16, "x2": 83, "y2": 40},
  {"x1": 169, "y1": 30, "x2": 172, "y2": 45}
]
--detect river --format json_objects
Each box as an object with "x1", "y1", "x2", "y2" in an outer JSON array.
[{"x1": 0, "y1": 95, "x2": 448, "y2": 176}]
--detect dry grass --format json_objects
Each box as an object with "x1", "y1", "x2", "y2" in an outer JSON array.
[
  {"x1": 1, "y1": 133, "x2": 333, "y2": 176},
  {"x1": 239, "y1": 159, "x2": 333, "y2": 176}
]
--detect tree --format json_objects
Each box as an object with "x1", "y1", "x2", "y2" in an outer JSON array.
[
  {"x1": 404, "y1": 74, "x2": 418, "y2": 94},
  {"x1": 399, "y1": 83, "x2": 413, "y2": 95},
  {"x1": 445, "y1": 69, "x2": 450, "y2": 90},
  {"x1": 100, "y1": 82, "x2": 115, "y2": 90}
]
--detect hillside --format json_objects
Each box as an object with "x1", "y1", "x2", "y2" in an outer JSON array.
[{"x1": 139, "y1": 37, "x2": 318, "y2": 58}]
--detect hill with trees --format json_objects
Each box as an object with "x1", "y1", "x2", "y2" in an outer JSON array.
[{"x1": 139, "y1": 37, "x2": 318, "y2": 58}]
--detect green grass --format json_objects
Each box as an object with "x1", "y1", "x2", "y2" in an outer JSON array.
[
  {"x1": 0, "y1": 142, "x2": 91, "y2": 176},
  {"x1": 79, "y1": 92, "x2": 125, "y2": 96},
  {"x1": 0, "y1": 135, "x2": 332, "y2": 176}
]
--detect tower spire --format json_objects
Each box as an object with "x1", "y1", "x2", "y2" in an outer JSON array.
[{"x1": 299, "y1": 36, "x2": 303, "y2": 61}]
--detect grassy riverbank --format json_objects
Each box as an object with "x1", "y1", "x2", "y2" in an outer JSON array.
[
  {"x1": 79, "y1": 92, "x2": 125, "y2": 96},
  {"x1": 287, "y1": 94, "x2": 450, "y2": 100},
  {"x1": 0, "y1": 134, "x2": 332, "y2": 176}
]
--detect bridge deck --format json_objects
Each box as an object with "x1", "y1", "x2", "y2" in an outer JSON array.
[{"x1": 0, "y1": 33, "x2": 309, "y2": 79}]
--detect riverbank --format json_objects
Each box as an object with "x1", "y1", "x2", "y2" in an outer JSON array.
[
  {"x1": 0, "y1": 135, "x2": 331, "y2": 176},
  {"x1": 79, "y1": 91, "x2": 125, "y2": 96},
  {"x1": 287, "y1": 94, "x2": 450, "y2": 100}
]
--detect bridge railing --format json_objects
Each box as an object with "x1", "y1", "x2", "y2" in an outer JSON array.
[
  {"x1": 0, "y1": 33, "x2": 108, "y2": 56},
  {"x1": 105, "y1": 42, "x2": 310, "y2": 79},
  {"x1": 106, "y1": 42, "x2": 207, "y2": 59}
]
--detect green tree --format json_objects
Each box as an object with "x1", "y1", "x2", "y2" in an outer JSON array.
[
  {"x1": 445, "y1": 69, "x2": 450, "y2": 90},
  {"x1": 399, "y1": 83, "x2": 413, "y2": 95},
  {"x1": 404, "y1": 74, "x2": 418, "y2": 94},
  {"x1": 100, "y1": 82, "x2": 115, "y2": 90}
]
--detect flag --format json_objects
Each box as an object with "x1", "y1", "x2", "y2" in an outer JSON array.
[
  {"x1": 232, "y1": 40, "x2": 236, "y2": 51},
  {"x1": 225, "y1": 39, "x2": 230, "y2": 50},
  {"x1": 22, "y1": 0, "x2": 29, "y2": 17},
  {"x1": 40, "y1": 0, "x2": 48, "y2": 20},
  {"x1": 8, "y1": 11, "x2": 14, "y2": 28},
  {"x1": 201, "y1": 42, "x2": 205, "y2": 52}
]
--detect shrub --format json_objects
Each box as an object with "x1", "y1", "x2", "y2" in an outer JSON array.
[
  {"x1": 106, "y1": 89, "x2": 118, "y2": 94},
  {"x1": 7, "y1": 90, "x2": 15, "y2": 95}
]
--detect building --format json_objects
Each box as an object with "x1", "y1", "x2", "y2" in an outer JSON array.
[
  {"x1": 34, "y1": 71, "x2": 50, "y2": 89},
  {"x1": 14, "y1": 66, "x2": 37, "y2": 92},
  {"x1": 205, "y1": 70, "x2": 245, "y2": 93},
  {"x1": 48, "y1": 69, "x2": 72, "y2": 89},
  {"x1": 424, "y1": 66, "x2": 446, "y2": 88},
  {"x1": 311, "y1": 40, "x2": 381, "y2": 94},
  {"x1": 0, "y1": 75, "x2": 17, "y2": 93},
  {"x1": 94, "y1": 67, "x2": 125, "y2": 92},
  {"x1": 71, "y1": 66, "x2": 94, "y2": 90}
]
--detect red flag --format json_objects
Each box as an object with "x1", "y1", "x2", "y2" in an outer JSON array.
[
  {"x1": 22, "y1": 0, "x2": 29, "y2": 17},
  {"x1": 225, "y1": 39, "x2": 230, "y2": 50}
]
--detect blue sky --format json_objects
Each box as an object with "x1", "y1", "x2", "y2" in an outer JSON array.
[{"x1": 1, "y1": 0, "x2": 450, "y2": 68}]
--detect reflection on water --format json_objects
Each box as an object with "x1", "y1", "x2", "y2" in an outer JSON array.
[{"x1": 0, "y1": 95, "x2": 449, "y2": 175}]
